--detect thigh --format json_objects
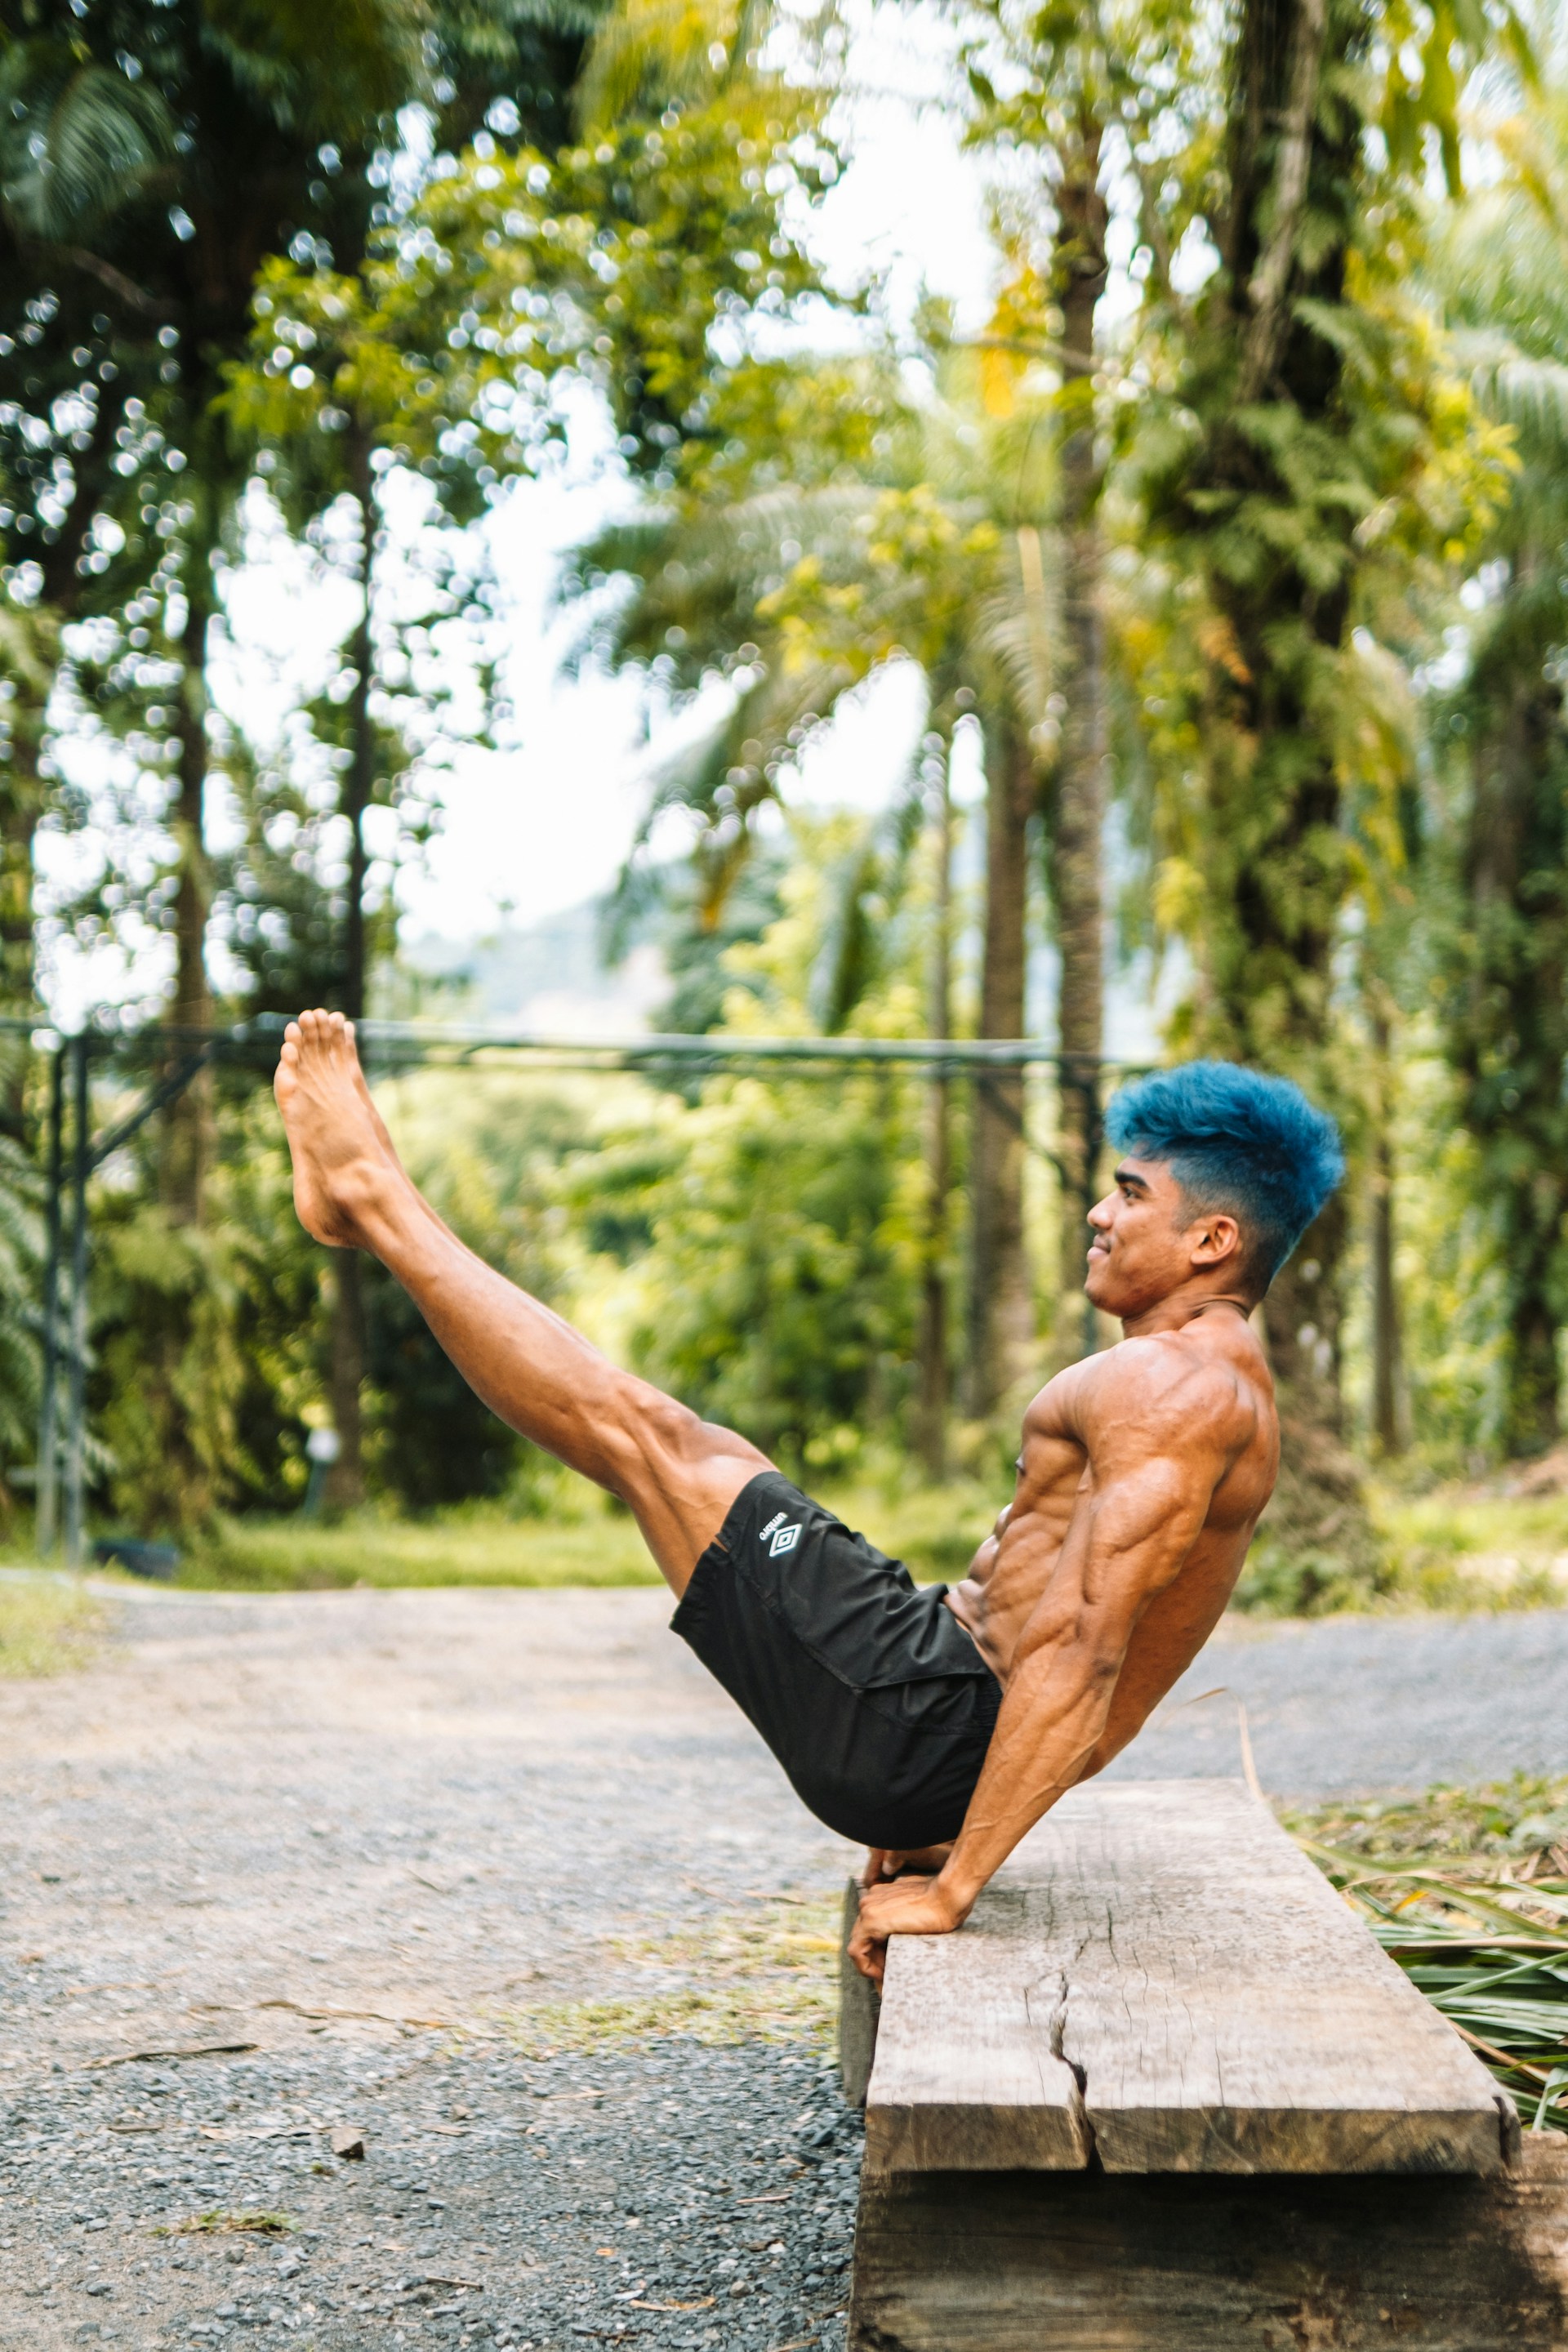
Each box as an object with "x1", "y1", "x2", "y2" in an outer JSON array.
[{"x1": 607, "y1": 1380, "x2": 773, "y2": 1595}]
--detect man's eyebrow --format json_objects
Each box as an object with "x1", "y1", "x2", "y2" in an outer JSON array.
[{"x1": 1112, "y1": 1164, "x2": 1152, "y2": 1193}]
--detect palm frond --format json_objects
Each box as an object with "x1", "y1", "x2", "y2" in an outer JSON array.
[
  {"x1": 608, "y1": 653, "x2": 849, "y2": 933},
  {"x1": 1469, "y1": 347, "x2": 1568, "y2": 466},
  {"x1": 0, "y1": 51, "x2": 172, "y2": 242}
]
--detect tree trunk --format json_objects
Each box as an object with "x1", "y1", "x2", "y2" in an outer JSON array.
[
  {"x1": 323, "y1": 1252, "x2": 367, "y2": 1514},
  {"x1": 1048, "y1": 109, "x2": 1109, "y2": 1358},
  {"x1": 1164, "y1": 0, "x2": 1377, "y2": 1587},
  {"x1": 915, "y1": 738, "x2": 954, "y2": 1478},
  {"x1": 341, "y1": 460, "x2": 376, "y2": 1027},
  {"x1": 967, "y1": 726, "x2": 1036, "y2": 1419},
  {"x1": 1369, "y1": 1009, "x2": 1405, "y2": 1456},
  {"x1": 163, "y1": 555, "x2": 216, "y2": 1227},
  {"x1": 1447, "y1": 654, "x2": 1568, "y2": 1459},
  {"x1": 0, "y1": 611, "x2": 59, "y2": 1138},
  {"x1": 323, "y1": 452, "x2": 377, "y2": 1511}
]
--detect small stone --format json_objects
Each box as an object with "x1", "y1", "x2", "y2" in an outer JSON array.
[
  {"x1": 85, "y1": 2282, "x2": 114, "y2": 2298},
  {"x1": 330, "y1": 2127, "x2": 366, "y2": 2161}
]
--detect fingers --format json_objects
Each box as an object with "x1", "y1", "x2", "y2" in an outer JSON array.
[
  {"x1": 851, "y1": 1873, "x2": 891, "y2": 1988},
  {"x1": 847, "y1": 1916, "x2": 884, "y2": 1989}
]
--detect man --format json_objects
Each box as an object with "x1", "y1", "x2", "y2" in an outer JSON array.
[{"x1": 274, "y1": 1015, "x2": 1341, "y2": 1986}]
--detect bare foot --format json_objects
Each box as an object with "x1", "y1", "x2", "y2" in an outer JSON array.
[{"x1": 274, "y1": 1011, "x2": 399, "y2": 1249}]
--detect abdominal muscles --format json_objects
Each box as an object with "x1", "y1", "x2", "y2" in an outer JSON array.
[{"x1": 944, "y1": 1481, "x2": 1254, "y2": 1751}]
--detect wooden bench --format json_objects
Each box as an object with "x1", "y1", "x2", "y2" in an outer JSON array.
[{"x1": 839, "y1": 1779, "x2": 1568, "y2": 2350}]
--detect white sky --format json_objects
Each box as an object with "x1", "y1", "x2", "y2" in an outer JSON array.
[
  {"x1": 288, "y1": 4, "x2": 999, "y2": 951},
  {"x1": 399, "y1": 5, "x2": 998, "y2": 946}
]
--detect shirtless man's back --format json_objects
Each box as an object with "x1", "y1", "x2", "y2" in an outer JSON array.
[{"x1": 274, "y1": 1020, "x2": 1339, "y2": 1984}]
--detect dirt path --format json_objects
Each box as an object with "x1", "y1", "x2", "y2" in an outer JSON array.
[
  {"x1": 1112, "y1": 1601, "x2": 1568, "y2": 1795},
  {"x1": 3, "y1": 1586, "x2": 849, "y2": 2064},
  {"x1": 0, "y1": 1587, "x2": 856, "y2": 2352}
]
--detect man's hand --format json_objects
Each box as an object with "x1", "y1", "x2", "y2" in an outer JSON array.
[
  {"x1": 861, "y1": 1842, "x2": 955, "y2": 1890},
  {"x1": 848, "y1": 1873, "x2": 967, "y2": 1989}
]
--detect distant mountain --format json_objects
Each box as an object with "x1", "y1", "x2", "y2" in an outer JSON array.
[{"x1": 403, "y1": 898, "x2": 668, "y2": 1036}]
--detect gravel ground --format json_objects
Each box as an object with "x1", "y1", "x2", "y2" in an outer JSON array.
[
  {"x1": 2, "y1": 1579, "x2": 1566, "y2": 2351},
  {"x1": 1112, "y1": 1602, "x2": 1568, "y2": 1794},
  {"x1": 0, "y1": 2034, "x2": 858, "y2": 2352}
]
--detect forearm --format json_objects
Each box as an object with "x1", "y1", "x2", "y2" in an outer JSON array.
[{"x1": 935, "y1": 1643, "x2": 1117, "y2": 1914}]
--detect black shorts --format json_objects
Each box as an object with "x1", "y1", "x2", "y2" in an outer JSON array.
[{"x1": 670, "y1": 1470, "x2": 1002, "y2": 1851}]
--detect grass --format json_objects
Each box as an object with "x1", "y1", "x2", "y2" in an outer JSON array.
[
  {"x1": 148, "y1": 1476, "x2": 999, "y2": 1594},
  {"x1": 11, "y1": 1465, "x2": 1568, "y2": 1614},
  {"x1": 497, "y1": 1894, "x2": 842, "y2": 2056},
  {"x1": 185, "y1": 1507, "x2": 661, "y2": 1592},
  {"x1": 1286, "y1": 1775, "x2": 1568, "y2": 2132},
  {"x1": 1373, "y1": 1487, "x2": 1568, "y2": 1611},
  {"x1": 157, "y1": 2209, "x2": 296, "y2": 2238},
  {"x1": 0, "y1": 1570, "x2": 105, "y2": 1674}
]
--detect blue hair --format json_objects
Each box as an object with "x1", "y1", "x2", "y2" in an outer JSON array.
[{"x1": 1103, "y1": 1061, "x2": 1344, "y2": 1290}]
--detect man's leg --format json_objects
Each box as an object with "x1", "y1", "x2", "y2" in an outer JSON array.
[{"x1": 274, "y1": 1010, "x2": 770, "y2": 1592}]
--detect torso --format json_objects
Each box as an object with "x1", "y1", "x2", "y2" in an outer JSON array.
[{"x1": 943, "y1": 1305, "x2": 1278, "y2": 1775}]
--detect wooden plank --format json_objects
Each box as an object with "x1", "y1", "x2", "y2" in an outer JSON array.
[
  {"x1": 864, "y1": 1878, "x2": 1088, "y2": 2174},
  {"x1": 863, "y1": 1779, "x2": 1512, "y2": 2176},
  {"x1": 1051, "y1": 1780, "x2": 1513, "y2": 2174},
  {"x1": 840, "y1": 1876, "x2": 880, "y2": 2110},
  {"x1": 849, "y1": 2134, "x2": 1568, "y2": 2352}
]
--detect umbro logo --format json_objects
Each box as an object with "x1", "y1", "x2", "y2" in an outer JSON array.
[{"x1": 760, "y1": 1512, "x2": 801, "y2": 1557}]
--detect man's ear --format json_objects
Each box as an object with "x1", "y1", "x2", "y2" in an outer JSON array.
[{"x1": 1188, "y1": 1212, "x2": 1243, "y2": 1271}]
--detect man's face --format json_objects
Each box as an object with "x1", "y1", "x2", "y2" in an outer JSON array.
[{"x1": 1084, "y1": 1156, "x2": 1243, "y2": 1317}]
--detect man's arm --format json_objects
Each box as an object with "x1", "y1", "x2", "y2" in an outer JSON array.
[{"x1": 849, "y1": 1350, "x2": 1239, "y2": 1984}]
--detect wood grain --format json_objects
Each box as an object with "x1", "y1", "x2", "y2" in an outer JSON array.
[
  {"x1": 849, "y1": 2133, "x2": 1568, "y2": 2352},
  {"x1": 862, "y1": 1779, "x2": 1512, "y2": 2176}
]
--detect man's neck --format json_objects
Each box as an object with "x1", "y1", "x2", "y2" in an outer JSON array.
[{"x1": 1120, "y1": 1290, "x2": 1254, "y2": 1339}]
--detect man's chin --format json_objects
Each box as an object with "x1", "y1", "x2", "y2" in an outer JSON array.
[
  {"x1": 1085, "y1": 1261, "x2": 1142, "y2": 1321},
  {"x1": 1083, "y1": 1258, "x2": 1115, "y2": 1312}
]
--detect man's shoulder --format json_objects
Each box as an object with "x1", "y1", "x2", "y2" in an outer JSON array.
[{"x1": 1079, "y1": 1325, "x2": 1261, "y2": 1445}]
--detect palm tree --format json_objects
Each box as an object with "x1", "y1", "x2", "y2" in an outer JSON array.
[
  {"x1": 568, "y1": 354, "x2": 1062, "y2": 1423},
  {"x1": 1430, "y1": 72, "x2": 1568, "y2": 1455}
]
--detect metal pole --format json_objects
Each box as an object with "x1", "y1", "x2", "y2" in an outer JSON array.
[
  {"x1": 64, "y1": 1036, "x2": 89, "y2": 1570},
  {"x1": 35, "y1": 1042, "x2": 65, "y2": 1554}
]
